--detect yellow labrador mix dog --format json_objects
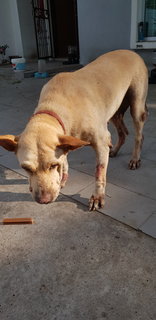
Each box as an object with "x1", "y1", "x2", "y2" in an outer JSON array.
[{"x1": 0, "y1": 50, "x2": 148, "y2": 210}]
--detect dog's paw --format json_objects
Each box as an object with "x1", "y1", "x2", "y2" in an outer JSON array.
[
  {"x1": 129, "y1": 159, "x2": 141, "y2": 170},
  {"x1": 89, "y1": 194, "x2": 105, "y2": 211}
]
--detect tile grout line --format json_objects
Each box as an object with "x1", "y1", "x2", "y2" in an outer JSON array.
[
  {"x1": 1, "y1": 163, "x2": 156, "y2": 203},
  {"x1": 61, "y1": 180, "x2": 94, "y2": 198},
  {"x1": 70, "y1": 166, "x2": 156, "y2": 202},
  {"x1": 0, "y1": 164, "x2": 27, "y2": 179},
  {"x1": 138, "y1": 212, "x2": 156, "y2": 230},
  {"x1": 59, "y1": 192, "x2": 151, "y2": 237}
]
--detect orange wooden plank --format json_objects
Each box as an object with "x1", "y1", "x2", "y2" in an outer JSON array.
[{"x1": 3, "y1": 218, "x2": 34, "y2": 225}]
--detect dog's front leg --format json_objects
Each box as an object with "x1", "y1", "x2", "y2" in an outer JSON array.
[{"x1": 89, "y1": 138, "x2": 110, "y2": 211}]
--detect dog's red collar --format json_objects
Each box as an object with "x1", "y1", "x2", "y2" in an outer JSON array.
[{"x1": 32, "y1": 110, "x2": 66, "y2": 134}]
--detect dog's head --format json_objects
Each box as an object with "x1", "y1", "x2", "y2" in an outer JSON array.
[{"x1": 0, "y1": 129, "x2": 89, "y2": 204}]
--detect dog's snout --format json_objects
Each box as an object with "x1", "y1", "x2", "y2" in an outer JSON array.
[{"x1": 35, "y1": 191, "x2": 52, "y2": 204}]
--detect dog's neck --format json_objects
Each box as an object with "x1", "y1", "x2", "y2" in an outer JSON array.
[{"x1": 32, "y1": 110, "x2": 66, "y2": 134}]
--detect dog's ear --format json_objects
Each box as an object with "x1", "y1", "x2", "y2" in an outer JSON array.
[
  {"x1": 58, "y1": 135, "x2": 90, "y2": 151},
  {"x1": 0, "y1": 135, "x2": 19, "y2": 152}
]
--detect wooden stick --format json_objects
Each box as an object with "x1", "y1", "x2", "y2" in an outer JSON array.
[{"x1": 3, "y1": 218, "x2": 34, "y2": 225}]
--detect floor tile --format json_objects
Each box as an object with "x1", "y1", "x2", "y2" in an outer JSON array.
[
  {"x1": 72, "y1": 182, "x2": 156, "y2": 230},
  {"x1": 142, "y1": 137, "x2": 156, "y2": 161},
  {"x1": 69, "y1": 144, "x2": 156, "y2": 201},
  {"x1": 140, "y1": 214, "x2": 156, "y2": 238},
  {"x1": 0, "y1": 153, "x2": 26, "y2": 176},
  {"x1": 108, "y1": 157, "x2": 156, "y2": 200},
  {"x1": 61, "y1": 168, "x2": 94, "y2": 196},
  {"x1": 69, "y1": 146, "x2": 95, "y2": 176}
]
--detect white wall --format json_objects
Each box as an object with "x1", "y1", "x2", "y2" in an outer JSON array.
[
  {"x1": 17, "y1": 0, "x2": 37, "y2": 59},
  {"x1": 77, "y1": 0, "x2": 131, "y2": 65},
  {"x1": 0, "y1": 0, "x2": 37, "y2": 60},
  {"x1": 0, "y1": 0, "x2": 23, "y2": 58}
]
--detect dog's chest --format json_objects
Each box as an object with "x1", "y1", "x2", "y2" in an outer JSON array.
[{"x1": 70, "y1": 126, "x2": 95, "y2": 144}]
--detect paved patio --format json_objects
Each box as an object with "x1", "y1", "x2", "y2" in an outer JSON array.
[{"x1": 0, "y1": 65, "x2": 156, "y2": 320}]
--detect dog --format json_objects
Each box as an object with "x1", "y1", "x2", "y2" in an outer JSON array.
[{"x1": 0, "y1": 50, "x2": 148, "y2": 211}]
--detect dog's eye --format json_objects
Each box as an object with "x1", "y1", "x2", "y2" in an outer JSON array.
[
  {"x1": 22, "y1": 166, "x2": 33, "y2": 175},
  {"x1": 50, "y1": 164, "x2": 58, "y2": 170}
]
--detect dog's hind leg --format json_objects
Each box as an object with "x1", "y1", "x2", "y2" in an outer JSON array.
[
  {"x1": 109, "y1": 113, "x2": 129, "y2": 157},
  {"x1": 109, "y1": 94, "x2": 129, "y2": 157},
  {"x1": 129, "y1": 102, "x2": 148, "y2": 169}
]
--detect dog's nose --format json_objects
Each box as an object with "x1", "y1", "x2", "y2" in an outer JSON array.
[{"x1": 35, "y1": 192, "x2": 52, "y2": 204}]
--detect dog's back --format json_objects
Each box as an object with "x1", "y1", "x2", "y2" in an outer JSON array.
[{"x1": 38, "y1": 50, "x2": 148, "y2": 124}]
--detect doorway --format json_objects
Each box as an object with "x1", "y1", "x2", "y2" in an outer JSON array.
[{"x1": 50, "y1": 0, "x2": 79, "y2": 61}]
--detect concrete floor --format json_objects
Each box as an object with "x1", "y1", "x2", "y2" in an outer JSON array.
[{"x1": 0, "y1": 66, "x2": 156, "y2": 320}]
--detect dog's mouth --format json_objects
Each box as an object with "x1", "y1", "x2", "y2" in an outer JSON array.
[
  {"x1": 35, "y1": 198, "x2": 52, "y2": 204},
  {"x1": 29, "y1": 186, "x2": 60, "y2": 204},
  {"x1": 35, "y1": 193, "x2": 52, "y2": 204},
  {"x1": 35, "y1": 192, "x2": 58, "y2": 204}
]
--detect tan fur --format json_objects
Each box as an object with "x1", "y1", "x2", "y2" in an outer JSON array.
[{"x1": 0, "y1": 50, "x2": 148, "y2": 210}]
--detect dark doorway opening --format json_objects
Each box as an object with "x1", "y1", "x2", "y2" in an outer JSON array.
[
  {"x1": 50, "y1": 0, "x2": 79, "y2": 62},
  {"x1": 32, "y1": 0, "x2": 53, "y2": 59}
]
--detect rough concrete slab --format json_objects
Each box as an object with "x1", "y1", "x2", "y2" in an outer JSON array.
[{"x1": 0, "y1": 165, "x2": 156, "y2": 320}]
